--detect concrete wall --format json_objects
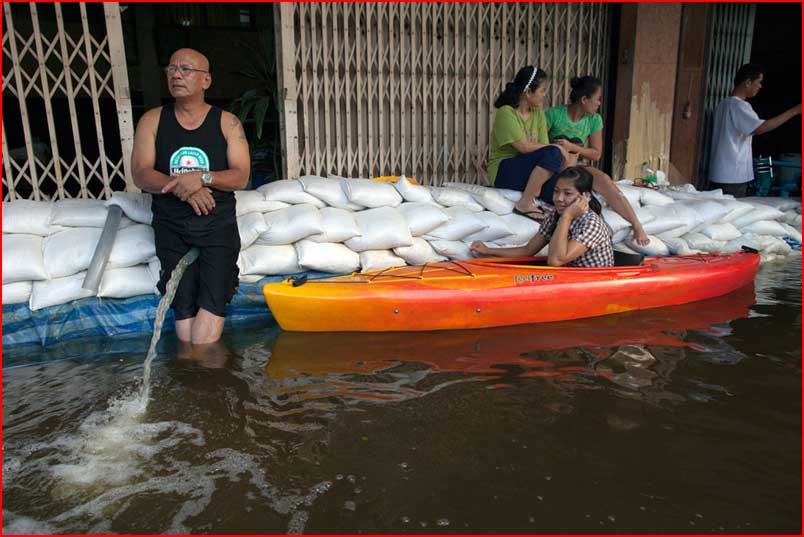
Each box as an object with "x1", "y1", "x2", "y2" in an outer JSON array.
[
  {"x1": 611, "y1": 3, "x2": 683, "y2": 182},
  {"x1": 669, "y1": 4, "x2": 711, "y2": 185}
]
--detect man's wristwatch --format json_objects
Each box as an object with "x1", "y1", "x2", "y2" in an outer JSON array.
[{"x1": 200, "y1": 171, "x2": 213, "y2": 186}]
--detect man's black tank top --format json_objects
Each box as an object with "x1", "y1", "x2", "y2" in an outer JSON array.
[{"x1": 152, "y1": 104, "x2": 235, "y2": 222}]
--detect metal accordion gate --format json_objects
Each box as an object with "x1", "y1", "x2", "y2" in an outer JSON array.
[
  {"x1": 274, "y1": 3, "x2": 613, "y2": 185},
  {"x1": 2, "y1": 2, "x2": 135, "y2": 201}
]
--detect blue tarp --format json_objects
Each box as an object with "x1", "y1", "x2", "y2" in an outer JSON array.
[{"x1": 2, "y1": 271, "x2": 335, "y2": 348}]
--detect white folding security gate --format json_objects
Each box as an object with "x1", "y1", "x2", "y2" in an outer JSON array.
[
  {"x1": 275, "y1": 3, "x2": 612, "y2": 185},
  {"x1": 2, "y1": 2, "x2": 135, "y2": 201}
]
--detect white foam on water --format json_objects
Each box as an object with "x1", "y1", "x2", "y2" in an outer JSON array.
[
  {"x1": 47, "y1": 388, "x2": 205, "y2": 494},
  {"x1": 36, "y1": 445, "x2": 333, "y2": 533},
  {"x1": 28, "y1": 249, "x2": 206, "y2": 520},
  {"x1": 2, "y1": 510, "x2": 57, "y2": 535},
  {"x1": 287, "y1": 511, "x2": 309, "y2": 534},
  {"x1": 3, "y1": 457, "x2": 22, "y2": 488},
  {"x1": 39, "y1": 248, "x2": 203, "y2": 497},
  {"x1": 4, "y1": 247, "x2": 342, "y2": 533}
]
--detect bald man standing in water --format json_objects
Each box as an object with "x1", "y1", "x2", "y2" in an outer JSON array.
[{"x1": 131, "y1": 48, "x2": 250, "y2": 344}]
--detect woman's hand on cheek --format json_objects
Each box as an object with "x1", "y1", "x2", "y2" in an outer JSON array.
[{"x1": 564, "y1": 195, "x2": 589, "y2": 220}]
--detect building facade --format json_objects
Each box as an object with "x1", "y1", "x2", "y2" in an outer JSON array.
[{"x1": 2, "y1": 2, "x2": 760, "y2": 199}]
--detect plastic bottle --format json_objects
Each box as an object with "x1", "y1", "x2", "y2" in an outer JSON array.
[{"x1": 641, "y1": 161, "x2": 658, "y2": 185}]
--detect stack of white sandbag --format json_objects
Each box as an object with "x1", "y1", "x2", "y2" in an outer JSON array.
[
  {"x1": 607, "y1": 181, "x2": 801, "y2": 263},
  {"x1": 234, "y1": 176, "x2": 554, "y2": 279},
  {"x1": 4, "y1": 177, "x2": 800, "y2": 311},
  {"x1": 3, "y1": 197, "x2": 159, "y2": 310}
]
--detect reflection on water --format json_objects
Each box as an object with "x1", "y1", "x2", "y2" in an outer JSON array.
[
  {"x1": 264, "y1": 284, "x2": 757, "y2": 409},
  {"x1": 2, "y1": 255, "x2": 801, "y2": 534}
]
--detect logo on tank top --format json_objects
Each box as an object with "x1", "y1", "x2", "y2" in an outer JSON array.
[{"x1": 169, "y1": 147, "x2": 210, "y2": 175}]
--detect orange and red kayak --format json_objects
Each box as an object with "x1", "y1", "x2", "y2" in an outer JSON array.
[{"x1": 262, "y1": 252, "x2": 759, "y2": 332}]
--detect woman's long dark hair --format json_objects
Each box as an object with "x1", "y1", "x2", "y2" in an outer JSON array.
[
  {"x1": 568, "y1": 75, "x2": 602, "y2": 104},
  {"x1": 494, "y1": 66, "x2": 548, "y2": 108},
  {"x1": 553, "y1": 166, "x2": 602, "y2": 215}
]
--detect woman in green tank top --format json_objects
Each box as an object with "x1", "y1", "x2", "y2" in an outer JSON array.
[{"x1": 546, "y1": 76, "x2": 649, "y2": 246}]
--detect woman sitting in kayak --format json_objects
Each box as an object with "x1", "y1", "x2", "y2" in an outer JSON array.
[{"x1": 470, "y1": 167, "x2": 614, "y2": 268}]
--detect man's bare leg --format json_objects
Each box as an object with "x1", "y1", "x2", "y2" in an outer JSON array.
[
  {"x1": 176, "y1": 338, "x2": 230, "y2": 368},
  {"x1": 187, "y1": 340, "x2": 231, "y2": 369},
  {"x1": 176, "y1": 338, "x2": 194, "y2": 359},
  {"x1": 191, "y1": 308, "x2": 226, "y2": 344},
  {"x1": 175, "y1": 318, "x2": 195, "y2": 343}
]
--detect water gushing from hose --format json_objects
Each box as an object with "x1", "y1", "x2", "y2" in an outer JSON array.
[{"x1": 138, "y1": 247, "x2": 199, "y2": 409}]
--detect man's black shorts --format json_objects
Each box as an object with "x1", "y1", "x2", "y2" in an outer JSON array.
[{"x1": 153, "y1": 213, "x2": 240, "y2": 321}]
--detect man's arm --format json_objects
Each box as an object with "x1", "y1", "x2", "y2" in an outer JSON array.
[
  {"x1": 754, "y1": 103, "x2": 801, "y2": 135},
  {"x1": 215, "y1": 111, "x2": 251, "y2": 191},
  {"x1": 131, "y1": 108, "x2": 173, "y2": 193},
  {"x1": 161, "y1": 111, "x2": 251, "y2": 200}
]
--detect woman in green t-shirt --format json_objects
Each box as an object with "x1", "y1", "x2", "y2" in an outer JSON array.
[
  {"x1": 487, "y1": 66, "x2": 571, "y2": 219},
  {"x1": 546, "y1": 76, "x2": 649, "y2": 246}
]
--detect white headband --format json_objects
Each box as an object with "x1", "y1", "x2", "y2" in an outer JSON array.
[{"x1": 523, "y1": 67, "x2": 539, "y2": 93}]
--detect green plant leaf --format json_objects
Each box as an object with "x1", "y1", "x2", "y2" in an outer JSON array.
[
  {"x1": 239, "y1": 99, "x2": 257, "y2": 125},
  {"x1": 226, "y1": 97, "x2": 241, "y2": 114},
  {"x1": 229, "y1": 29, "x2": 279, "y2": 161},
  {"x1": 254, "y1": 98, "x2": 270, "y2": 140}
]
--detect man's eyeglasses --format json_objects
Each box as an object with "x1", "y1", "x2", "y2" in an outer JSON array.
[{"x1": 163, "y1": 65, "x2": 208, "y2": 76}]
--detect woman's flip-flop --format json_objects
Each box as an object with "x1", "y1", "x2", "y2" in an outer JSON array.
[{"x1": 512, "y1": 207, "x2": 546, "y2": 221}]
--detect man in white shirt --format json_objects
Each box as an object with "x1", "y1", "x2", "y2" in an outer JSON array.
[{"x1": 708, "y1": 64, "x2": 801, "y2": 197}]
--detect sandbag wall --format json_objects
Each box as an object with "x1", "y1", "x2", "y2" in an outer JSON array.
[
  {"x1": 2, "y1": 177, "x2": 801, "y2": 311},
  {"x1": 2, "y1": 199, "x2": 158, "y2": 310},
  {"x1": 608, "y1": 183, "x2": 802, "y2": 260},
  {"x1": 234, "y1": 177, "x2": 549, "y2": 279}
]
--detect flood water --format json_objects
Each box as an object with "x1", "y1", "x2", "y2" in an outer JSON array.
[{"x1": 3, "y1": 254, "x2": 801, "y2": 534}]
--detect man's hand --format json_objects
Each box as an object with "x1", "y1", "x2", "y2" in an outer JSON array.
[
  {"x1": 186, "y1": 187, "x2": 216, "y2": 216},
  {"x1": 162, "y1": 172, "x2": 204, "y2": 201}
]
